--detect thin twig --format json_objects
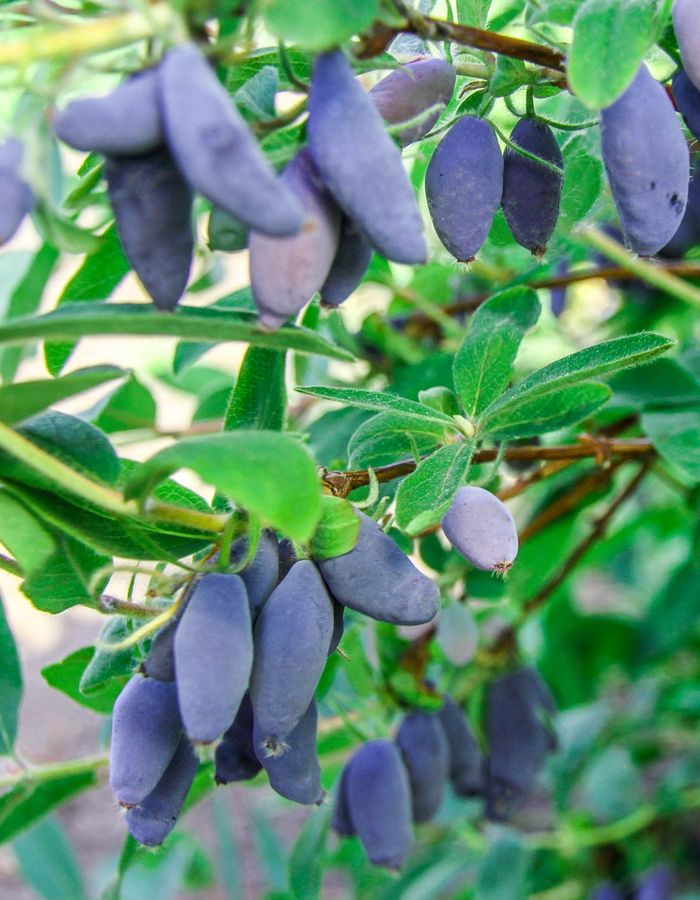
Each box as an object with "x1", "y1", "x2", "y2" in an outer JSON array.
[
  {"x1": 321, "y1": 436, "x2": 655, "y2": 498},
  {"x1": 355, "y1": 9, "x2": 566, "y2": 76}
]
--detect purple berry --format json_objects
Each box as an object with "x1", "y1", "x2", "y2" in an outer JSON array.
[
  {"x1": 307, "y1": 50, "x2": 427, "y2": 264},
  {"x1": 425, "y1": 116, "x2": 503, "y2": 261},
  {"x1": 396, "y1": 711, "x2": 449, "y2": 823},
  {"x1": 441, "y1": 486, "x2": 518, "y2": 573}
]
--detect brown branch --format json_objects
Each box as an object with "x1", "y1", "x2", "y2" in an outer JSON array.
[
  {"x1": 98, "y1": 595, "x2": 165, "y2": 617},
  {"x1": 355, "y1": 9, "x2": 566, "y2": 76},
  {"x1": 404, "y1": 262, "x2": 700, "y2": 336},
  {"x1": 322, "y1": 436, "x2": 655, "y2": 498}
]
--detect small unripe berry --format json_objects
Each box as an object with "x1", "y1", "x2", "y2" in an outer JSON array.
[{"x1": 441, "y1": 486, "x2": 518, "y2": 573}]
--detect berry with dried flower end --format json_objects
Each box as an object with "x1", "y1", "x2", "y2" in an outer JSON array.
[
  {"x1": 109, "y1": 675, "x2": 181, "y2": 807},
  {"x1": 159, "y1": 43, "x2": 303, "y2": 237},
  {"x1": 124, "y1": 737, "x2": 198, "y2": 847},
  {"x1": 396, "y1": 711, "x2": 449, "y2": 823},
  {"x1": 317, "y1": 510, "x2": 439, "y2": 625},
  {"x1": 307, "y1": 50, "x2": 427, "y2": 265},
  {"x1": 501, "y1": 119, "x2": 563, "y2": 255},
  {"x1": 441, "y1": 485, "x2": 518, "y2": 573},
  {"x1": 250, "y1": 149, "x2": 341, "y2": 329},
  {"x1": 250, "y1": 560, "x2": 333, "y2": 748},
  {"x1": 174, "y1": 573, "x2": 253, "y2": 744},
  {"x1": 255, "y1": 700, "x2": 323, "y2": 805},
  {"x1": 346, "y1": 739, "x2": 414, "y2": 869},
  {"x1": 600, "y1": 64, "x2": 688, "y2": 256},
  {"x1": 104, "y1": 148, "x2": 193, "y2": 310},
  {"x1": 425, "y1": 116, "x2": 503, "y2": 262},
  {"x1": 53, "y1": 69, "x2": 162, "y2": 156}
]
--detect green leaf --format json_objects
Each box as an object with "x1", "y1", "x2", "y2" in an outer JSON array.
[
  {"x1": 207, "y1": 207, "x2": 248, "y2": 252},
  {"x1": 91, "y1": 374, "x2": 157, "y2": 434},
  {"x1": 296, "y1": 386, "x2": 459, "y2": 430},
  {"x1": 0, "y1": 303, "x2": 354, "y2": 362},
  {"x1": 263, "y1": 0, "x2": 379, "y2": 52},
  {"x1": 476, "y1": 830, "x2": 530, "y2": 900},
  {"x1": 224, "y1": 347, "x2": 286, "y2": 432},
  {"x1": 558, "y1": 135, "x2": 603, "y2": 232},
  {"x1": 0, "y1": 490, "x2": 56, "y2": 578},
  {"x1": 42, "y1": 648, "x2": 127, "y2": 714},
  {"x1": 453, "y1": 287, "x2": 540, "y2": 419},
  {"x1": 0, "y1": 244, "x2": 59, "y2": 383},
  {"x1": 223, "y1": 47, "x2": 311, "y2": 94},
  {"x1": 610, "y1": 358, "x2": 700, "y2": 410},
  {"x1": 22, "y1": 532, "x2": 110, "y2": 614},
  {"x1": 642, "y1": 407, "x2": 700, "y2": 481},
  {"x1": 0, "y1": 593, "x2": 22, "y2": 755},
  {"x1": 0, "y1": 366, "x2": 125, "y2": 426},
  {"x1": 568, "y1": 0, "x2": 655, "y2": 110},
  {"x1": 13, "y1": 818, "x2": 86, "y2": 900},
  {"x1": 483, "y1": 382, "x2": 612, "y2": 440},
  {"x1": 482, "y1": 332, "x2": 673, "y2": 425},
  {"x1": 490, "y1": 56, "x2": 528, "y2": 97},
  {"x1": 395, "y1": 441, "x2": 475, "y2": 535},
  {"x1": 79, "y1": 618, "x2": 135, "y2": 694},
  {"x1": 45, "y1": 224, "x2": 130, "y2": 375},
  {"x1": 288, "y1": 805, "x2": 331, "y2": 900},
  {"x1": 637, "y1": 557, "x2": 700, "y2": 658},
  {"x1": 456, "y1": 0, "x2": 492, "y2": 27},
  {"x1": 348, "y1": 412, "x2": 446, "y2": 468},
  {"x1": 126, "y1": 431, "x2": 322, "y2": 542},
  {"x1": 235, "y1": 65, "x2": 279, "y2": 121},
  {"x1": 0, "y1": 772, "x2": 96, "y2": 845},
  {"x1": 310, "y1": 496, "x2": 360, "y2": 561}
]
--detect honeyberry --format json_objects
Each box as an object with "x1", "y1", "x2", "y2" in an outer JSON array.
[
  {"x1": 109, "y1": 675, "x2": 181, "y2": 807},
  {"x1": 0, "y1": 138, "x2": 33, "y2": 245},
  {"x1": 600, "y1": 64, "x2": 688, "y2": 256},
  {"x1": 317, "y1": 509, "x2": 439, "y2": 625},
  {"x1": 674, "y1": 0, "x2": 700, "y2": 92},
  {"x1": 104, "y1": 148, "x2": 193, "y2": 310},
  {"x1": 319, "y1": 216, "x2": 372, "y2": 306},
  {"x1": 159, "y1": 43, "x2": 303, "y2": 237},
  {"x1": 441, "y1": 485, "x2": 518, "y2": 573},
  {"x1": 174, "y1": 573, "x2": 253, "y2": 744},
  {"x1": 214, "y1": 692, "x2": 262, "y2": 785},
  {"x1": 437, "y1": 694, "x2": 483, "y2": 797},
  {"x1": 425, "y1": 116, "x2": 503, "y2": 262},
  {"x1": 396, "y1": 711, "x2": 449, "y2": 823},
  {"x1": 307, "y1": 50, "x2": 427, "y2": 265},
  {"x1": 501, "y1": 119, "x2": 563, "y2": 255},
  {"x1": 250, "y1": 149, "x2": 340, "y2": 330},
  {"x1": 254, "y1": 700, "x2": 323, "y2": 805}
]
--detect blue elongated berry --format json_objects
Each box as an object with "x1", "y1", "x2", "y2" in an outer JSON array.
[
  {"x1": 660, "y1": 157, "x2": 700, "y2": 258},
  {"x1": 635, "y1": 865, "x2": 674, "y2": 899},
  {"x1": 331, "y1": 761, "x2": 355, "y2": 836},
  {"x1": 0, "y1": 138, "x2": 33, "y2": 245},
  {"x1": 396, "y1": 711, "x2": 449, "y2": 822},
  {"x1": 159, "y1": 44, "x2": 303, "y2": 237},
  {"x1": 484, "y1": 667, "x2": 557, "y2": 821},
  {"x1": 501, "y1": 119, "x2": 563, "y2": 255},
  {"x1": 346, "y1": 739, "x2": 414, "y2": 869},
  {"x1": 215, "y1": 693, "x2": 261, "y2": 784},
  {"x1": 437, "y1": 695, "x2": 483, "y2": 797},
  {"x1": 109, "y1": 675, "x2": 182, "y2": 807},
  {"x1": 317, "y1": 510, "x2": 439, "y2": 626},
  {"x1": 174, "y1": 573, "x2": 253, "y2": 744},
  {"x1": 229, "y1": 530, "x2": 280, "y2": 620},
  {"x1": 674, "y1": 0, "x2": 700, "y2": 92},
  {"x1": 369, "y1": 57, "x2": 456, "y2": 147},
  {"x1": 425, "y1": 116, "x2": 503, "y2": 262},
  {"x1": 250, "y1": 561, "x2": 333, "y2": 749},
  {"x1": 53, "y1": 69, "x2": 162, "y2": 156},
  {"x1": 307, "y1": 50, "x2": 427, "y2": 265},
  {"x1": 124, "y1": 737, "x2": 198, "y2": 846},
  {"x1": 250, "y1": 149, "x2": 340, "y2": 329},
  {"x1": 441, "y1": 486, "x2": 518, "y2": 574},
  {"x1": 600, "y1": 64, "x2": 689, "y2": 256},
  {"x1": 105, "y1": 148, "x2": 193, "y2": 310},
  {"x1": 255, "y1": 701, "x2": 322, "y2": 805},
  {"x1": 319, "y1": 216, "x2": 372, "y2": 306}
]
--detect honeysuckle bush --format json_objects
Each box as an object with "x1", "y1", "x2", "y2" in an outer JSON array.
[{"x1": 2, "y1": 0, "x2": 700, "y2": 896}]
